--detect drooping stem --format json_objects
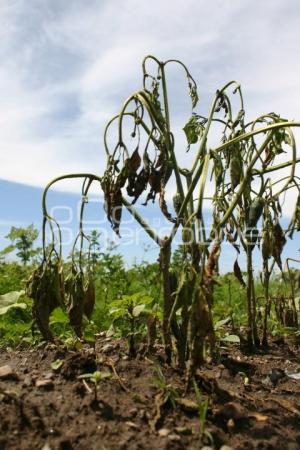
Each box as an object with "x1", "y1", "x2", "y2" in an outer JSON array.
[
  {"x1": 122, "y1": 197, "x2": 161, "y2": 245},
  {"x1": 42, "y1": 173, "x2": 102, "y2": 261},
  {"x1": 246, "y1": 245, "x2": 255, "y2": 348},
  {"x1": 262, "y1": 258, "x2": 272, "y2": 346},
  {"x1": 159, "y1": 237, "x2": 173, "y2": 364},
  {"x1": 286, "y1": 258, "x2": 299, "y2": 328},
  {"x1": 160, "y1": 63, "x2": 186, "y2": 206}
]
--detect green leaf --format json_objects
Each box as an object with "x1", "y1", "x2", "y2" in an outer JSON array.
[
  {"x1": 0, "y1": 302, "x2": 27, "y2": 315},
  {"x1": 78, "y1": 370, "x2": 112, "y2": 382},
  {"x1": 214, "y1": 317, "x2": 231, "y2": 330},
  {"x1": 77, "y1": 372, "x2": 94, "y2": 380},
  {"x1": 0, "y1": 245, "x2": 15, "y2": 256},
  {"x1": 93, "y1": 370, "x2": 112, "y2": 381},
  {"x1": 189, "y1": 83, "x2": 199, "y2": 108},
  {"x1": 132, "y1": 304, "x2": 146, "y2": 317},
  {"x1": 106, "y1": 324, "x2": 115, "y2": 337},
  {"x1": 222, "y1": 334, "x2": 240, "y2": 343},
  {"x1": 183, "y1": 115, "x2": 199, "y2": 145},
  {"x1": 51, "y1": 359, "x2": 64, "y2": 371},
  {"x1": 64, "y1": 337, "x2": 83, "y2": 350},
  {"x1": 0, "y1": 290, "x2": 25, "y2": 306}
]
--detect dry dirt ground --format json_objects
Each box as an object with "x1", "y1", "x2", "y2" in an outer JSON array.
[{"x1": 0, "y1": 336, "x2": 300, "y2": 450}]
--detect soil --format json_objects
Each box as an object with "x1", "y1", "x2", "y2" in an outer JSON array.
[{"x1": 0, "y1": 336, "x2": 300, "y2": 450}]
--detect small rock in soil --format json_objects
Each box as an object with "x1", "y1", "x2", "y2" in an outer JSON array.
[
  {"x1": 22, "y1": 376, "x2": 32, "y2": 387},
  {"x1": 226, "y1": 418, "x2": 235, "y2": 432},
  {"x1": 36, "y1": 379, "x2": 54, "y2": 390},
  {"x1": 125, "y1": 421, "x2": 139, "y2": 429},
  {"x1": 220, "y1": 446, "x2": 234, "y2": 450},
  {"x1": 41, "y1": 444, "x2": 53, "y2": 450},
  {"x1": 44, "y1": 371, "x2": 54, "y2": 380},
  {"x1": 158, "y1": 428, "x2": 171, "y2": 437},
  {"x1": 174, "y1": 426, "x2": 193, "y2": 435},
  {"x1": 176, "y1": 397, "x2": 198, "y2": 412},
  {"x1": 0, "y1": 364, "x2": 18, "y2": 380},
  {"x1": 168, "y1": 434, "x2": 181, "y2": 442}
]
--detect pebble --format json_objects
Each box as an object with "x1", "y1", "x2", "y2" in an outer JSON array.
[
  {"x1": 168, "y1": 434, "x2": 181, "y2": 442},
  {"x1": 36, "y1": 379, "x2": 54, "y2": 390},
  {"x1": 158, "y1": 428, "x2": 171, "y2": 437},
  {"x1": 41, "y1": 444, "x2": 52, "y2": 450},
  {"x1": 0, "y1": 364, "x2": 18, "y2": 380},
  {"x1": 220, "y1": 446, "x2": 234, "y2": 450},
  {"x1": 22, "y1": 376, "x2": 32, "y2": 387},
  {"x1": 200, "y1": 447, "x2": 213, "y2": 450},
  {"x1": 125, "y1": 421, "x2": 139, "y2": 429},
  {"x1": 227, "y1": 418, "x2": 235, "y2": 431},
  {"x1": 174, "y1": 426, "x2": 192, "y2": 435},
  {"x1": 44, "y1": 372, "x2": 54, "y2": 380}
]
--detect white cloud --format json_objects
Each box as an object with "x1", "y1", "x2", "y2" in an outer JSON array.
[{"x1": 0, "y1": 0, "x2": 299, "y2": 204}]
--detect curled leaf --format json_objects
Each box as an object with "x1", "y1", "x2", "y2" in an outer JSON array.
[
  {"x1": 230, "y1": 152, "x2": 243, "y2": 190},
  {"x1": 188, "y1": 81, "x2": 199, "y2": 109},
  {"x1": 233, "y1": 259, "x2": 246, "y2": 288},
  {"x1": 183, "y1": 114, "x2": 204, "y2": 148},
  {"x1": 28, "y1": 261, "x2": 64, "y2": 341},
  {"x1": 262, "y1": 229, "x2": 273, "y2": 260},
  {"x1": 272, "y1": 223, "x2": 286, "y2": 269},
  {"x1": 66, "y1": 268, "x2": 85, "y2": 338},
  {"x1": 84, "y1": 277, "x2": 96, "y2": 320},
  {"x1": 247, "y1": 197, "x2": 264, "y2": 227}
]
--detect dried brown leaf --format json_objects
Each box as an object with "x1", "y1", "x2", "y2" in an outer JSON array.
[
  {"x1": 272, "y1": 223, "x2": 286, "y2": 269},
  {"x1": 233, "y1": 259, "x2": 246, "y2": 288}
]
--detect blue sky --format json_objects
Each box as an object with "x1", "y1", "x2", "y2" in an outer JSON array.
[{"x1": 0, "y1": 0, "x2": 300, "y2": 268}]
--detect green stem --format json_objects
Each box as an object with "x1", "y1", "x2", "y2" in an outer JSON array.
[
  {"x1": 254, "y1": 156, "x2": 300, "y2": 174},
  {"x1": 160, "y1": 63, "x2": 186, "y2": 206},
  {"x1": 121, "y1": 197, "x2": 162, "y2": 246},
  {"x1": 42, "y1": 173, "x2": 102, "y2": 260}
]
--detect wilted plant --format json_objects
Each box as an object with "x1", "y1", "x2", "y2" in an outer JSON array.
[
  {"x1": 29, "y1": 55, "x2": 300, "y2": 376},
  {"x1": 27, "y1": 174, "x2": 102, "y2": 339},
  {"x1": 100, "y1": 55, "x2": 300, "y2": 369}
]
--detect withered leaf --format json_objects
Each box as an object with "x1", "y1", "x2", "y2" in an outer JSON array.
[
  {"x1": 233, "y1": 259, "x2": 246, "y2": 288},
  {"x1": 230, "y1": 153, "x2": 242, "y2": 190},
  {"x1": 262, "y1": 229, "x2": 273, "y2": 260},
  {"x1": 129, "y1": 148, "x2": 141, "y2": 173},
  {"x1": 66, "y1": 269, "x2": 85, "y2": 338},
  {"x1": 128, "y1": 168, "x2": 150, "y2": 204},
  {"x1": 159, "y1": 184, "x2": 176, "y2": 223},
  {"x1": 83, "y1": 277, "x2": 96, "y2": 320},
  {"x1": 28, "y1": 261, "x2": 64, "y2": 341},
  {"x1": 272, "y1": 222, "x2": 286, "y2": 269},
  {"x1": 205, "y1": 241, "x2": 221, "y2": 279},
  {"x1": 247, "y1": 197, "x2": 264, "y2": 227}
]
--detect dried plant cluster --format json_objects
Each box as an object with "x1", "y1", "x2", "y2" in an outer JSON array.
[{"x1": 27, "y1": 56, "x2": 300, "y2": 373}]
